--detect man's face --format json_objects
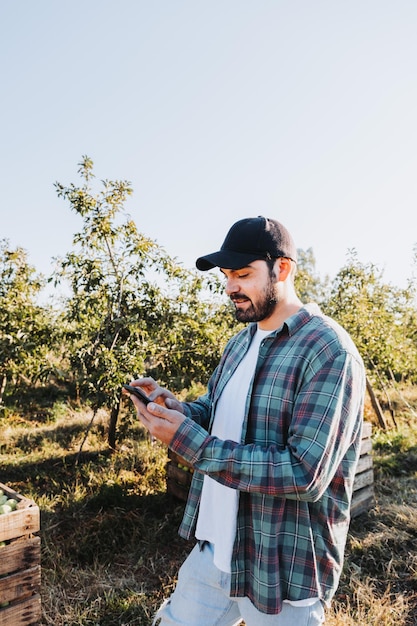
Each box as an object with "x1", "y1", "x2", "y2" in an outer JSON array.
[{"x1": 220, "y1": 260, "x2": 278, "y2": 323}]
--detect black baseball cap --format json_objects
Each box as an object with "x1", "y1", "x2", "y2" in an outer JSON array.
[{"x1": 196, "y1": 216, "x2": 297, "y2": 271}]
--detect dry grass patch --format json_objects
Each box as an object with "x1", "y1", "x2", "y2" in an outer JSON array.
[{"x1": 2, "y1": 388, "x2": 417, "y2": 624}]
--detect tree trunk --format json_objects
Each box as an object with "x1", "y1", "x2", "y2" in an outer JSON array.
[
  {"x1": 108, "y1": 396, "x2": 121, "y2": 450},
  {"x1": 0, "y1": 373, "x2": 7, "y2": 404},
  {"x1": 366, "y1": 376, "x2": 388, "y2": 430}
]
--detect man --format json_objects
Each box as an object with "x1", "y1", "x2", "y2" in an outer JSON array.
[{"x1": 126, "y1": 216, "x2": 366, "y2": 625}]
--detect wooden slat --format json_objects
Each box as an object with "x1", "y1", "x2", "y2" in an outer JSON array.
[
  {"x1": 0, "y1": 507, "x2": 40, "y2": 543},
  {"x1": 352, "y1": 468, "x2": 374, "y2": 492},
  {"x1": 0, "y1": 565, "x2": 41, "y2": 605},
  {"x1": 166, "y1": 463, "x2": 193, "y2": 487},
  {"x1": 362, "y1": 421, "x2": 372, "y2": 439},
  {"x1": 0, "y1": 537, "x2": 41, "y2": 577},
  {"x1": 0, "y1": 484, "x2": 41, "y2": 621},
  {"x1": 351, "y1": 422, "x2": 375, "y2": 517},
  {"x1": 360, "y1": 437, "x2": 372, "y2": 456},
  {"x1": 0, "y1": 594, "x2": 41, "y2": 626},
  {"x1": 355, "y1": 454, "x2": 373, "y2": 475},
  {"x1": 0, "y1": 483, "x2": 39, "y2": 544},
  {"x1": 351, "y1": 485, "x2": 375, "y2": 519},
  {"x1": 166, "y1": 477, "x2": 189, "y2": 502}
]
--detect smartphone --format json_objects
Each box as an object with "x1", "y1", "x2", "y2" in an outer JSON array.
[{"x1": 122, "y1": 384, "x2": 151, "y2": 405}]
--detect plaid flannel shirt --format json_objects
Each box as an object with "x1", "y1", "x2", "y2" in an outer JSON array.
[{"x1": 170, "y1": 303, "x2": 366, "y2": 615}]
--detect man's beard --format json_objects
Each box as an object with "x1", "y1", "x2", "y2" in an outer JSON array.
[{"x1": 231, "y1": 279, "x2": 277, "y2": 323}]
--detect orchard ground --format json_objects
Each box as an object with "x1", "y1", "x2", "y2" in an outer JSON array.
[{"x1": 1, "y1": 384, "x2": 417, "y2": 625}]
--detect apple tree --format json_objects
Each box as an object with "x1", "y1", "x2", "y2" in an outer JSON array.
[
  {"x1": 0, "y1": 241, "x2": 53, "y2": 403},
  {"x1": 323, "y1": 251, "x2": 417, "y2": 384},
  {"x1": 54, "y1": 156, "x2": 235, "y2": 448}
]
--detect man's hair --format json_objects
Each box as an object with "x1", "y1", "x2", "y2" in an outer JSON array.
[
  {"x1": 266, "y1": 257, "x2": 277, "y2": 275},
  {"x1": 266, "y1": 257, "x2": 297, "y2": 281}
]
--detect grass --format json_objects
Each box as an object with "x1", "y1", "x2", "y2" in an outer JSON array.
[{"x1": 1, "y1": 386, "x2": 417, "y2": 624}]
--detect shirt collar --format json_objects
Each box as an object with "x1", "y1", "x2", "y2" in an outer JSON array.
[{"x1": 245, "y1": 303, "x2": 322, "y2": 339}]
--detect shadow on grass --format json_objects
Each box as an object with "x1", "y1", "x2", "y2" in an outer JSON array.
[
  {"x1": 2, "y1": 442, "x2": 186, "y2": 564},
  {"x1": 4, "y1": 382, "x2": 76, "y2": 419},
  {"x1": 1, "y1": 448, "x2": 114, "y2": 492},
  {"x1": 2, "y1": 409, "x2": 144, "y2": 449},
  {"x1": 38, "y1": 485, "x2": 189, "y2": 625}
]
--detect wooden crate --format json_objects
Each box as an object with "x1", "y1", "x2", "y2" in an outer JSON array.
[
  {"x1": 351, "y1": 421, "x2": 375, "y2": 518},
  {"x1": 167, "y1": 422, "x2": 375, "y2": 518},
  {"x1": 0, "y1": 483, "x2": 41, "y2": 626},
  {"x1": 166, "y1": 450, "x2": 194, "y2": 502}
]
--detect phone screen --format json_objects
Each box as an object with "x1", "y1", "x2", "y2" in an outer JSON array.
[{"x1": 122, "y1": 384, "x2": 151, "y2": 405}]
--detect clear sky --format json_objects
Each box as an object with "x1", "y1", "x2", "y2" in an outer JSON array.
[{"x1": 1, "y1": 1, "x2": 417, "y2": 298}]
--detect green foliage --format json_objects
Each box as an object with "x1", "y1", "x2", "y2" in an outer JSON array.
[
  {"x1": 323, "y1": 251, "x2": 417, "y2": 384},
  {"x1": 0, "y1": 240, "x2": 55, "y2": 401},
  {"x1": 294, "y1": 247, "x2": 329, "y2": 305},
  {"x1": 4, "y1": 155, "x2": 417, "y2": 442},
  {"x1": 53, "y1": 157, "x2": 236, "y2": 423},
  {"x1": 145, "y1": 279, "x2": 238, "y2": 389}
]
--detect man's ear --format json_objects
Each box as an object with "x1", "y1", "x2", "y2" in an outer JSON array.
[{"x1": 277, "y1": 257, "x2": 292, "y2": 282}]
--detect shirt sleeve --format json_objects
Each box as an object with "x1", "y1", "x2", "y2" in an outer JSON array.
[{"x1": 170, "y1": 351, "x2": 365, "y2": 501}]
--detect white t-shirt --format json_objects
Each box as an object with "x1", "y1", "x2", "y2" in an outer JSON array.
[
  {"x1": 195, "y1": 326, "x2": 320, "y2": 608},
  {"x1": 196, "y1": 328, "x2": 271, "y2": 573}
]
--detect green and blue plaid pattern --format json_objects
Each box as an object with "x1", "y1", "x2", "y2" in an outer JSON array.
[{"x1": 170, "y1": 304, "x2": 366, "y2": 615}]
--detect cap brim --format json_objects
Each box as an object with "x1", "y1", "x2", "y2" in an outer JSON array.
[{"x1": 196, "y1": 250, "x2": 263, "y2": 271}]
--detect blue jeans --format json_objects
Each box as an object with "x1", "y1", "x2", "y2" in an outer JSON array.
[{"x1": 153, "y1": 543, "x2": 325, "y2": 626}]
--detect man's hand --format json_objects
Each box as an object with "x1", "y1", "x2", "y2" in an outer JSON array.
[
  {"x1": 123, "y1": 377, "x2": 186, "y2": 445},
  {"x1": 131, "y1": 396, "x2": 186, "y2": 446},
  {"x1": 124, "y1": 377, "x2": 184, "y2": 411}
]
